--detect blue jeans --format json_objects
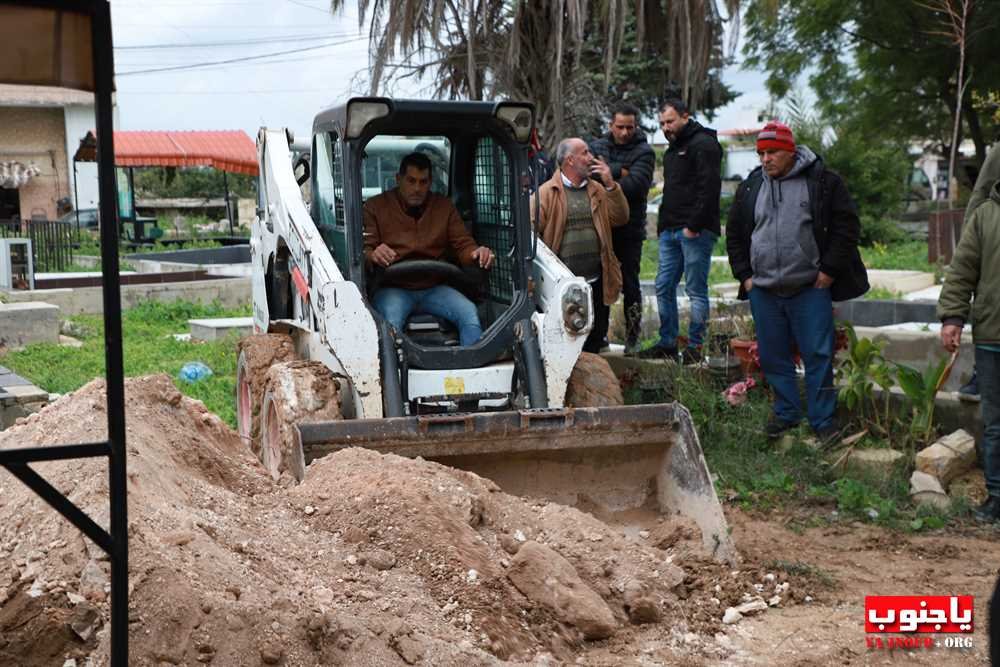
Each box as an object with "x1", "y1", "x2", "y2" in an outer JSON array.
[
  {"x1": 977, "y1": 347, "x2": 1000, "y2": 498},
  {"x1": 373, "y1": 285, "x2": 482, "y2": 346},
  {"x1": 748, "y1": 286, "x2": 836, "y2": 431},
  {"x1": 653, "y1": 228, "x2": 716, "y2": 348}
]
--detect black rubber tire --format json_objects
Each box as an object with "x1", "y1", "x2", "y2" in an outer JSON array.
[{"x1": 564, "y1": 352, "x2": 624, "y2": 407}]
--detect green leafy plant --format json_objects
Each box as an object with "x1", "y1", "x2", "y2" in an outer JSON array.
[
  {"x1": 836, "y1": 323, "x2": 895, "y2": 435},
  {"x1": 832, "y1": 478, "x2": 896, "y2": 523},
  {"x1": 893, "y1": 356, "x2": 950, "y2": 445}
]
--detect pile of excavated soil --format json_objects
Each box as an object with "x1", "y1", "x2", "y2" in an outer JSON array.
[{"x1": 0, "y1": 375, "x2": 798, "y2": 666}]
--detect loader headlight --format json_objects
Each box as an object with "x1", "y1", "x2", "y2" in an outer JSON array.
[
  {"x1": 561, "y1": 285, "x2": 589, "y2": 334},
  {"x1": 494, "y1": 103, "x2": 534, "y2": 143},
  {"x1": 346, "y1": 99, "x2": 391, "y2": 139}
]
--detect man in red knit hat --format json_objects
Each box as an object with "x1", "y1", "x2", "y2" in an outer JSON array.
[{"x1": 726, "y1": 120, "x2": 869, "y2": 443}]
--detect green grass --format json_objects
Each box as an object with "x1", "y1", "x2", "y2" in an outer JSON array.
[
  {"x1": 863, "y1": 286, "x2": 903, "y2": 300},
  {"x1": 639, "y1": 238, "x2": 733, "y2": 285},
  {"x1": 621, "y1": 361, "x2": 963, "y2": 531},
  {"x1": 859, "y1": 240, "x2": 935, "y2": 272},
  {"x1": 2, "y1": 300, "x2": 250, "y2": 427}
]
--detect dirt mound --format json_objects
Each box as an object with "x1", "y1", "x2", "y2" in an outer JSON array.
[{"x1": 0, "y1": 375, "x2": 776, "y2": 665}]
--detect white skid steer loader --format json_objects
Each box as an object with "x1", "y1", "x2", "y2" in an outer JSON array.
[{"x1": 238, "y1": 98, "x2": 736, "y2": 563}]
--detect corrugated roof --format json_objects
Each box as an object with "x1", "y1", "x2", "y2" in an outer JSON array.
[{"x1": 74, "y1": 130, "x2": 258, "y2": 175}]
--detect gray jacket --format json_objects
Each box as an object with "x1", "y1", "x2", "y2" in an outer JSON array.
[{"x1": 750, "y1": 146, "x2": 822, "y2": 294}]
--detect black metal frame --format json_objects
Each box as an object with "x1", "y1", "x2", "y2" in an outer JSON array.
[{"x1": 0, "y1": 1, "x2": 128, "y2": 664}]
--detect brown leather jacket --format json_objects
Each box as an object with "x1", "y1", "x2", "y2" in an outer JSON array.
[
  {"x1": 363, "y1": 189, "x2": 478, "y2": 288},
  {"x1": 530, "y1": 170, "x2": 629, "y2": 305}
]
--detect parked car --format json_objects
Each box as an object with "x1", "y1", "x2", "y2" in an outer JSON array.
[{"x1": 58, "y1": 208, "x2": 99, "y2": 228}]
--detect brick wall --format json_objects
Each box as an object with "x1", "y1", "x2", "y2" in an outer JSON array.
[{"x1": 0, "y1": 107, "x2": 69, "y2": 220}]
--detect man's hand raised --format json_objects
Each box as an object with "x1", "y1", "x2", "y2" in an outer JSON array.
[
  {"x1": 371, "y1": 243, "x2": 398, "y2": 268},
  {"x1": 589, "y1": 157, "x2": 614, "y2": 189},
  {"x1": 472, "y1": 246, "x2": 495, "y2": 270}
]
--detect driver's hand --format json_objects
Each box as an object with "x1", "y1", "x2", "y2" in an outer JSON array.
[
  {"x1": 371, "y1": 243, "x2": 398, "y2": 267},
  {"x1": 472, "y1": 246, "x2": 495, "y2": 270}
]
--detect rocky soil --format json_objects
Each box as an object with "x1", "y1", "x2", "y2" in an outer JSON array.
[
  {"x1": 0, "y1": 375, "x2": 787, "y2": 666},
  {"x1": 5, "y1": 375, "x2": 993, "y2": 665}
]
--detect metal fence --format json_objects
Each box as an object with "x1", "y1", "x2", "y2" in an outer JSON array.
[{"x1": 0, "y1": 218, "x2": 75, "y2": 273}]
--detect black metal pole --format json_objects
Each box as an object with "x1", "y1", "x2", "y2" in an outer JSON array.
[
  {"x1": 223, "y1": 170, "x2": 233, "y2": 235},
  {"x1": 72, "y1": 157, "x2": 80, "y2": 242},
  {"x1": 92, "y1": 2, "x2": 129, "y2": 665}
]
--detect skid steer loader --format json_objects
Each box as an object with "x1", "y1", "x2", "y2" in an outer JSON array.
[{"x1": 238, "y1": 98, "x2": 736, "y2": 562}]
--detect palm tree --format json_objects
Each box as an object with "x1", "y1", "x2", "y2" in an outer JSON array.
[{"x1": 330, "y1": 0, "x2": 739, "y2": 148}]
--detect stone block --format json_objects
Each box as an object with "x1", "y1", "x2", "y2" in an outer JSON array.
[
  {"x1": 867, "y1": 270, "x2": 936, "y2": 294},
  {"x1": 910, "y1": 470, "x2": 950, "y2": 509},
  {"x1": 915, "y1": 429, "x2": 977, "y2": 487},
  {"x1": 832, "y1": 448, "x2": 905, "y2": 477},
  {"x1": 189, "y1": 316, "x2": 254, "y2": 342},
  {"x1": 0, "y1": 302, "x2": 60, "y2": 348}
]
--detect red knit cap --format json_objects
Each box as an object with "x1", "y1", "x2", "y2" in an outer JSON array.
[{"x1": 756, "y1": 120, "x2": 796, "y2": 152}]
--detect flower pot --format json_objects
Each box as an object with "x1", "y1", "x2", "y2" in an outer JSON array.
[{"x1": 729, "y1": 337, "x2": 759, "y2": 376}]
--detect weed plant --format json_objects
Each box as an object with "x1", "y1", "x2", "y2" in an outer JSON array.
[{"x1": 622, "y1": 353, "x2": 964, "y2": 532}]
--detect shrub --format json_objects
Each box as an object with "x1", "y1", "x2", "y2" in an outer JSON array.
[{"x1": 859, "y1": 214, "x2": 906, "y2": 246}]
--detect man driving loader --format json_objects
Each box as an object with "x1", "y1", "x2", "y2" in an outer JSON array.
[{"x1": 364, "y1": 152, "x2": 496, "y2": 346}]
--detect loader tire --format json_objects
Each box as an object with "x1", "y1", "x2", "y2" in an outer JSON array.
[
  {"x1": 260, "y1": 360, "x2": 343, "y2": 482},
  {"x1": 236, "y1": 333, "x2": 296, "y2": 458},
  {"x1": 564, "y1": 352, "x2": 624, "y2": 407}
]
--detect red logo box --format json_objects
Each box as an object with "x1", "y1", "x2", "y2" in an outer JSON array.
[{"x1": 865, "y1": 596, "x2": 974, "y2": 633}]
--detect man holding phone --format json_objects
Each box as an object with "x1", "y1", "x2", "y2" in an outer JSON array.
[{"x1": 531, "y1": 138, "x2": 629, "y2": 352}]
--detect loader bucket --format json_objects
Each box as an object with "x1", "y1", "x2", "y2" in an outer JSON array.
[{"x1": 296, "y1": 403, "x2": 737, "y2": 563}]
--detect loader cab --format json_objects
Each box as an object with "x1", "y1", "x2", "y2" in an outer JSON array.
[{"x1": 310, "y1": 98, "x2": 538, "y2": 371}]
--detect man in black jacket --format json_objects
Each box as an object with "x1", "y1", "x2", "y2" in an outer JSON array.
[
  {"x1": 590, "y1": 102, "x2": 656, "y2": 354},
  {"x1": 640, "y1": 98, "x2": 722, "y2": 363},
  {"x1": 727, "y1": 121, "x2": 869, "y2": 442}
]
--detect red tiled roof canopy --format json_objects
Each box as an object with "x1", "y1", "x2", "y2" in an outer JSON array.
[{"x1": 74, "y1": 130, "x2": 258, "y2": 175}]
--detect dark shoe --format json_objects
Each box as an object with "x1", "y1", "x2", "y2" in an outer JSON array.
[
  {"x1": 814, "y1": 422, "x2": 845, "y2": 449},
  {"x1": 974, "y1": 496, "x2": 1000, "y2": 523},
  {"x1": 681, "y1": 346, "x2": 703, "y2": 365},
  {"x1": 766, "y1": 416, "x2": 799, "y2": 440},
  {"x1": 624, "y1": 338, "x2": 640, "y2": 357},
  {"x1": 637, "y1": 345, "x2": 678, "y2": 361},
  {"x1": 958, "y1": 372, "x2": 980, "y2": 403}
]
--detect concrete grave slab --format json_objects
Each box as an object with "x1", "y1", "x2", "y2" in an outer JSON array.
[
  {"x1": 867, "y1": 269, "x2": 936, "y2": 294},
  {"x1": 0, "y1": 302, "x2": 60, "y2": 348},
  {"x1": 189, "y1": 316, "x2": 254, "y2": 342}
]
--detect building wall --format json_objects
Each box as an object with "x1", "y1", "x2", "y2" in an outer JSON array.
[
  {"x1": 64, "y1": 104, "x2": 99, "y2": 210},
  {"x1": 0, "y1": 107, "x2": 69, "y2": 220}
]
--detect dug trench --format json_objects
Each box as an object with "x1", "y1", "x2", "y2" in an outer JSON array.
[{"x1": 0, "y1": 375, "x2": 998, "y2": 665}]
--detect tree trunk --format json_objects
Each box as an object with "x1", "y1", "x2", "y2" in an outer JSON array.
[
  {"x1": 466, "y1": 0, "x2": 477, "y2": 100},
  {"x1": 963, "y1": 96, "x2": 986, "y2": 166},
  {"x1": 946, "y1": 0, "x2": 970, "y2": 203}
]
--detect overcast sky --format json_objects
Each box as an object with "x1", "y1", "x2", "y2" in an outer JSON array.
[{"x1": 109, "y1": 0, "x2": 772, "y2": 141}]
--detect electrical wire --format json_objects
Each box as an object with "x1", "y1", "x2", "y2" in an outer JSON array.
[
  {"x1": 116, "y1": 36, "x2": 367, "y2": 76},
  {"x1": 115, "y1": 32, "x2": 359, "y2": 50}
]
